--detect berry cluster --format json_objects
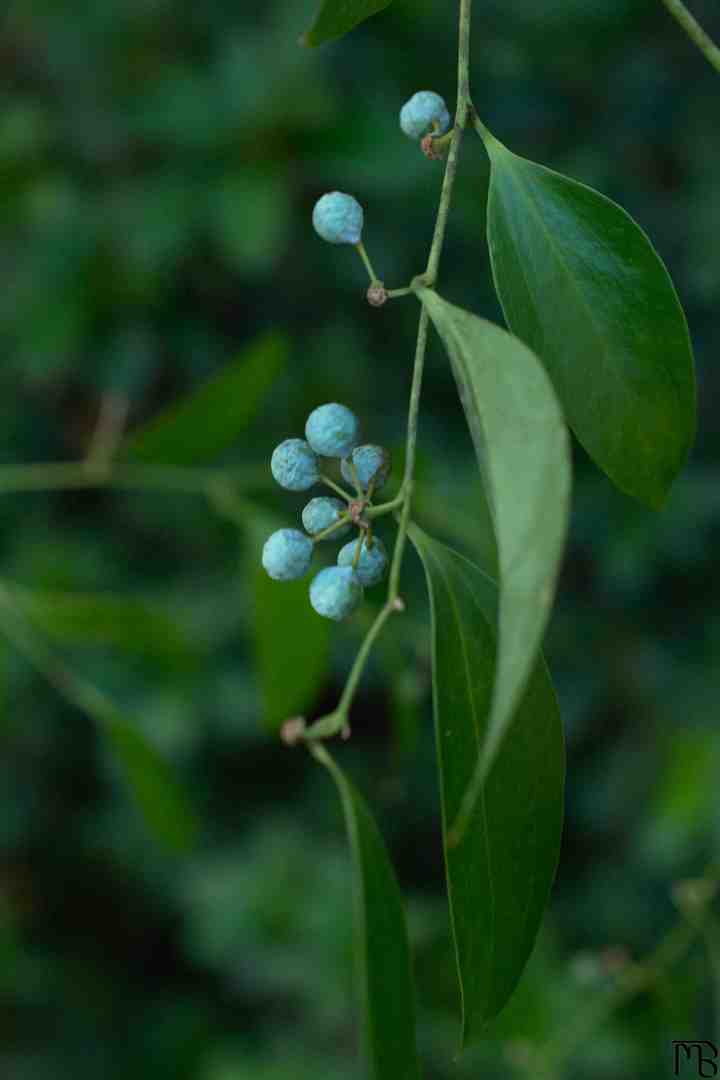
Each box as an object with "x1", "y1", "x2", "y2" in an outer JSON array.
[{"x1": 263, "y1": 403, "x2": 392, "y2": 621}]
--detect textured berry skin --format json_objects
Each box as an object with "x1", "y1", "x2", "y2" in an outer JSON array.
[
  {"x1": 271, "y1": 438, "x2": 320, "y2": 491},
  {"x1": 341, "y1": 444, "x2": 391, "y2": 492},
  {"x1": 262, "y1": 529, "x2": 314, "y2": 581},
  {"x1": 400, "y1": 91, "x2": 451, "y2": 140},
  {"x1": 305, "y1": 403, "x2": 360, "y2": 458},
  {"x1": 302, "y1": 496, "x2": 351, "y2": 540},
  {"x1": 338, "y1": 536, "x2": 388, "y2": 587},
  {"x1": 312, "y1": 192, "x2": 364, "y2": 245},
  {"x1": 309, "y1": 566, "x2": 363, "y2": 621}
]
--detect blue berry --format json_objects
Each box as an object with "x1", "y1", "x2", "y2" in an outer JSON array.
[
  {"x1": 305, "y1": 403, "x2": 360, "y2": 459},
  {"x1": 262, "y1": 529, "x2": 314, "y2": 581},
  {"x1": 337, "y1": 536, "x2": 388, "y2": 587},
  {"x1": 400, "y1": 91, "x2": 451, "y2": 140},
  {"x1": 271, "y1": 438, "x2": 320, "y2": 491},
  {"x1": 312, "y1": 192, "x2": 364, "y2": 245},
  {"x1": 302, "y1": 497, "x2": 351, "y2": 540},
  {"x1": 341, "y1": 444, "x2": 391, "y2": 493},
  {"x1": 309, "y1": 566, "x2": 363, "y2": 621}
]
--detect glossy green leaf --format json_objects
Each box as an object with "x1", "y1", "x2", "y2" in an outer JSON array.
[
  {"x1": 481, "y1": 127, "x2": 695, "y2": 509},
  {"x1": 312, "y1": 744, "x2": 421, "y2": 1079},
  {"x1": 124, "y1": 331, "x2": 286, "y2": 464},
  {"x1": 301, "y1": 0, "x2": 394, "y2": 47},
  {"x1": 103, "y1": 714, "x2": 199, "y2": 852},
  {"x1": 420, "y1": 290, "x2": 570, "y2": 807},
  {"x1": 250, "y1": 517, "x2": 331, "y2": 732},
  {"x1": 8, "y1": 584, "x2": 199, "y2": 673},
  {"x1": 409, "y1": 524, "x2": 565, "y2": 1043}
]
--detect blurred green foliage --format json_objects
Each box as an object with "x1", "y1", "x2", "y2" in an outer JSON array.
[{"x1": 1, "y1": 0, "x2": 719, "y2": 1076}]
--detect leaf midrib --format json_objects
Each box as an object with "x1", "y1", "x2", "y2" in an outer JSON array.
[{"x1": 427, "y1": 542, "x2": 497, "y2": 1027}]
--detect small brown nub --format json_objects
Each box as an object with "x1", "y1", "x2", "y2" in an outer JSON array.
[
  {"x1": 421, "y1": 133, "x2": 444, "y2": 161},
  {"x1": 366, "y1": 283, "x2": 388, "y2": 308},
  {"x1": 280, "y1": 716, "x2": 307, "y2": 746}
]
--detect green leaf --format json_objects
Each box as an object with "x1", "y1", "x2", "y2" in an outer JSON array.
[
  {"x1": 420, "y1": 291, "x2": 570, "y2": 805},
  {"x1": 123, "y1": 331, "x2": 287, "y2": 464},
  {"x1": 103, "y1": 714, "x2": 199, "y2": 852},
  {"x1": 301, "y1": 0, "x2": 394, "y2": 47},
  {"x1": 481, "y1": 127, "x2": 695, "y2": 509},
  {"x1": 409, "y1": 525, "x2": 565, "y2": 1043},
  {"x1": 312, "y1": 744, "x2": 421, "y2": 1080},
  {"x1": 8, "y1": 584, "x2": 199, "y2": 673},
  {"x1": 250, "y1": 517, "x2": 331, "y2": 732}
]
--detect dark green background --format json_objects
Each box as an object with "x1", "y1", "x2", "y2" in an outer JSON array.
[{"x1": 2, "y1": 0, "x2": 719, "y2": 1076}]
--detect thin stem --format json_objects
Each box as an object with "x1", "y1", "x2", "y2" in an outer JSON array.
[
  {"x1": 387, "y1": 306, "x2": 429, "y2": 600},
  {"x1": 336, "y1": 600, "x2": 399, "y2": 714},
  {"x1": 305, "y1": 0, "x2": 473, "y2": 740},
  {"x1": 386, "y1": 287, "x2": 413, "y2": 299},
  {"x1": 355, "y1": 241, "x2": 381, "y2": 284},
  {"x1": 320, "y1": 473, "x2": 354, "y2": 502},
  {"x1": 85, "y1": 392, "x2": 130, "y2": 467},
  {"x1": 312, "y1": 514, "x2": 352, "y2": 543},
  {"x1": 535, "y1": 866, "x2": 720, "y2": 1075},
  {"x1": 366, "y1": 491, "x2": 406, "y2": 518},
  {"x1": 349, "y1": 460, "x2": 364, "y2": 498},
  {"x1": 0, "y1": 583, "x2": 122, "y2": 730},
  {"x1": 659, "y1": 0, "x2": 720, "y2": 74},
  {"x1": 424, "y1": 0, "x2": 472, "y2": 285},
  {"x1": 0, "y1": 461, "x2": 267, "y2": 496}
]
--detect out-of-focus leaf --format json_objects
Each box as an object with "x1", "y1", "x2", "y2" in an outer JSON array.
[
  {"x1": 420, "y1": 291, "x2": 570, "y2": 828},
  {"x1": 7, "y1": 584, "x2": 199, "y2": 673},
  {"x1": 312, "y1": 744, "x2": 421, "y2": 1079},
  {"x1": 0, "y1": 583, "x2": 199, "y2": 852},
  {"x1": 301, "y1": 0, "x2": 394, "y2": 47},
  {"x1": 104, "y1": 714, "x2": 199, "y2": 852},
  {"x1": 123, "y1": 332, "x2": 287, "y2": 464},
  {"x1": 250, "y1": 517, "x2": 331, "y2": 732},
  {"x1": 480, "y1": 126, "x2": 695, "y2": 509},
  {"x1": 409, "y1": 524, "x2": 565, "y2": 1044}
]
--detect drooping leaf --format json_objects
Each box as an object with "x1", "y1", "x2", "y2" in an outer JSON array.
[
  {"x1": 480, "y1": 126, "x2": 695, "y2": 509},
  {"x1": 123, "y1": 331, "x2": 287, "y2": 464},
  {"x1": 311, "y1": 744, "x2": 421, "y2": 1080},
  {"x1": 409, "y1": 524, "x2": 565, "y2": 1044},
  {"x1": 8, "y1": 584, "x2": 199, "y2": 673},
  {"x1": 103, "y1": 714, "x2": 199, "y2": 852},
  {"x1": 301, "y1": 0, "x2": 394, "y2": 47},
  {"x1": 0, "y1": 583, "x2": 199, "y2": 852},
  {"x1": 420, "y1": 291, "x2": 570, "y2": 810},
  {"x1": 250, "y1": 516, "x2": 331, "y2": 732}
]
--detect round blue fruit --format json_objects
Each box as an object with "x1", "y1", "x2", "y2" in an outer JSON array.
[
  {"x1": 262, "y1": 529, "x2": 314, "y2": 581},
  {"x1": 302, "y1": 497, "x2": 351, "y2": 540},
  {"x1": 341, "y1": 444, "x2": 391, "y2": 493},
  {"x1": 337, "y1": 536, "x2": 388, "y2": 587},
  {"x1": 309, "y1": 566, "x2": 363, "y2": 621},
  {"x1": 305, "y1": 403, "x2": 360, "y2": 459},
  {"x1": 400, "y1": 91, "x2": 451, "y2": 140},
  {"x1": 312, "y1": 192, "x2": 364, "y2": 245},
  {"x1": 271, "y1": 438, "x2": 320, "y2": 491}
]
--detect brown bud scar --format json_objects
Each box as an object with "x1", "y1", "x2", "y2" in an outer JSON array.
[
  {"x1": 280, "y1": 716, "x2": 307, "y2": 746},
  {"x1": 367, "y1": 283, "x2": 388, "y2": 307},
  {"x1": 421, "y1": 133, "x2": 445, "y2": 160},
  {"x1": 348, "y1": 499, "x2": 367, "y2": 525}
]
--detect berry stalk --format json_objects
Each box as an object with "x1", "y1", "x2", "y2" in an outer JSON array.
[{"x1": 305, "y1": 0, "x2": 474, "y2": 740}]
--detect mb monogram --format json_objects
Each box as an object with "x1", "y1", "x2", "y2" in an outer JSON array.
[{"x1": 673, "y1": 1041, "x2": 719, "y2": 1077}]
